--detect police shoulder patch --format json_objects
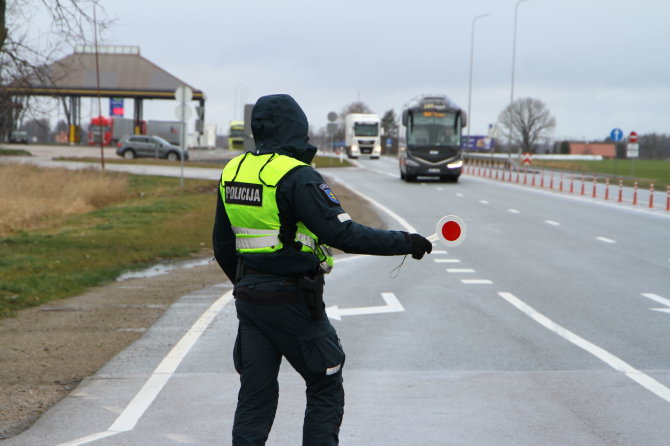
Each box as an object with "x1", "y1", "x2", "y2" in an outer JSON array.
[{"x1": 318, "y1": 183, "x2": 340, "y2": 206}]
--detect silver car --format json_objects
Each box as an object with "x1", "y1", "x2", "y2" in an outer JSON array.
[{"x1": 115, "y1": 135, "x2": 189, "y2": 161}]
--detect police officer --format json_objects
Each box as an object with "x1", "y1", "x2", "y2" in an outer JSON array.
[{"x1": 213, "y1": 94, "x2": 432, "y2": 446}]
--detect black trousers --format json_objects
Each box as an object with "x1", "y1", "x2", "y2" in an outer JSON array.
[{"x1": 232, "y1": 294, "x2": 345, "y2": 446}]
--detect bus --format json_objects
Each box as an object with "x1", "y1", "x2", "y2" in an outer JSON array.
[{"x1": 398, "y1": 95, "x2": 466, "y2": 182}]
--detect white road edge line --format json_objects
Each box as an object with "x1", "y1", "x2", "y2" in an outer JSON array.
[
  {"x1": 498, "y1": 291, "x2": 670, "y2": 404},
  {"x1": 341, "y1": 187, "x2": 416, "y2": 233},
  {"x1": 57, "y1": 289, "x2": 234, "y2": 446}
]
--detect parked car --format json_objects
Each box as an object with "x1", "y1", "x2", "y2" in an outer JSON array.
[
  {"x1": 115, "y1": 135, "x2": 189, "y2": 161},
  {"x1": 9, "y1": 130, "x2": 29, "y2": 144}
]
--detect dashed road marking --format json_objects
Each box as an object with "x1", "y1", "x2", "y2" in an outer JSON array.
[
  {"x1": 596, "y1": 236, "x2": 616, "y2": 244},
  {"x1": 545, "y1": 220, "x2": 561, "y2": 226},
  {"x1": 455, "y1": 193, "x2": 464, "y2": 197},
  {"x1": 431, "y1": 250, "x2": 448, "y2": 255},
  {"x1": 434, "y1": 258, "x2": 461, "y2": 263},
  {"x1": 447, "y1": 268, "x2": 476, "y2": 273},
  {"x1": 479, "y1": 200, "x2": 489, "y2": 205},
  {"x1": 508, "y1": 208, "x2": 521, "y2": 214},
  {"x1": 461, "y1": 279, "x2": 493, "y2": 284},
  {"x1": 641, "y1": 293, "x2": 670, "y2": 314}
]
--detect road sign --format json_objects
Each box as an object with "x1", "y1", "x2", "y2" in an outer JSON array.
[
  {"x1": 175, "y1": 104, "x2": 192, "y2": 121},
  {"x1": 627, "y1": 143, "x2": 639, "y2": 158},
  {"x1": 629, "y1": 131, "x2": 638, "y2": 143},
  {"x1": 522, "y1": 152, "x2": 532, "y2": 165},
  {"x1": 427, "y1": 215, "x2": 467, "y2": 247},
  {"x1": 175, "y1": 86, "x2": 193, "y2": 103},
  {"x1": 610, "y1": 128, "x2": 624, "y2": 142},
  {"x1": 327, "y1": 111, "x2": 338, "y2": 122}
]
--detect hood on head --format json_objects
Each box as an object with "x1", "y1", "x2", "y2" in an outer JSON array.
[{"x1": 251, "y1": 94, "x2": 317, "y2": 163}]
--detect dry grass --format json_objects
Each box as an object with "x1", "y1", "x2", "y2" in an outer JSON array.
[{"x1": 0, "y1": 164, "x2": 129, "y2": 235}]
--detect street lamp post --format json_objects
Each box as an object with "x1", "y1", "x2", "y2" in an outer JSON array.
[
  {"x1": 91, "y1": 0, "x2": 105, "y2": 170},
  {"x1": 510, "y1": 0, "x2": 533, "y2": 106},
  {"x1": 467, "y1": 13, "x2": 491, "y2": 140}
]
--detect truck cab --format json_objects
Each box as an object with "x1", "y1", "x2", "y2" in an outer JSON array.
[{"x1": 345, "y1": 113, "x2": 382, "y2": 159}]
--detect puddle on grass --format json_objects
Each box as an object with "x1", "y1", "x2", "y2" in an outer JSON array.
[{"x1": 116, "y1": 258, "x2": 212, "y2": 281}]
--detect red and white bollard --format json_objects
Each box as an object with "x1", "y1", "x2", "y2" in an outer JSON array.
[
  {"x1": 604, "y1": 178, "x2": 610, "y2": 200},
  {"x1": 559, "y1": 173, "x2": 564, "y2": 192},
  {"x1": 633, "y1": 181, "x2": 638, "y2": 205},
  {"x1": 592, "y1": 177, "x2": 597, "y2": 198},
  {"x1": 649, "y1": 183, "x2": 655, "y2": 209},
  {"x1": 540, "y1": 170, "x2": 545, "y2": 188},
  {"x1": 618, "y1": 179, "x2": 623, "y2": 203},
  {"x1": 549, "y1": 171, "x2": 554, "y2": 190},
  {"x1": 666, "y1": 185, "x2": 670, "y2": 211},
  {"x1": 580, "y1": 177, "x2": 586, "y2": 195},
  {"x1": 524, "y1": 167, "x2": 528, "y2": 185},
  {"x1": 569, "y1": 175, "x2": 574, "y2": 194}
]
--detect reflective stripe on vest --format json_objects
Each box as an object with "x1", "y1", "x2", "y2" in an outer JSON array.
[{"x1": 231, "y1": 226, "x2": 316, "y2": 251}]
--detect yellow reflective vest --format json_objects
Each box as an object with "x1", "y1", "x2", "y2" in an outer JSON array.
[{"x1": 220, "y1": 152, "x2": 334, "y2": 273}]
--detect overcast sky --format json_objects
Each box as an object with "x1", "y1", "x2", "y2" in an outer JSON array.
[{"x1": 41, "y1": 0, "x2": 670, "y2": 141}]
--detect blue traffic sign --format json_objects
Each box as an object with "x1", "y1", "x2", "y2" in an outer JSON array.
[{"x1": 610, "y1": 128, "x2": 624, "y2": 142}]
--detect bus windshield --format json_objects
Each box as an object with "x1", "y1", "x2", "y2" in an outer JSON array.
[
  {"x1": 354, "y1": 123, "x2": 379, "y2": 137},
  {"x1": 407, "y1": 111, "x2": 460, "y2": 147}
]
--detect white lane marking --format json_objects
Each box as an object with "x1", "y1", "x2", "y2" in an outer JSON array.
[
  {"x1": 479, "y1": 200, "x2": 489, "y2": 205},
  {"x1": 431, "y1": 250, "x2": 448, "y2": 255},
  {"x1": 545, "y1": 220, "x2": 561, "y2": 226},
  {"x1": 58, "y1": 290, "x2": 234, "y2": 446},
  {"x1": 455, "y1": 193, "x2": 464, "y2": 197},
  {"x1": 461, "y1": 279, "x2": 493, "y2": 284},
  {"x1": 447, "y1": 268, "x2": 476, "y2": 273},
  {"x1": 596, "y1": 236, "x2": 616, "y2": 244},
  {"x1": 326, "y1": 292, "x2": 404, "y2": 321},
  {"x1": 498, "y1": 292, "x2": 670, "y2": 404},
  {"x1": 642, "y1": 293, "x2": 670, "y2": 314},
  {"x1": 434, "y1": 258, "x2": 461, "y2": 263},
  {"x1": 436, "y1": 187, "x2": 444, "y2": 191},
  {"x1": 508, "y1": 208, "x2": 521, "y2": 214}
]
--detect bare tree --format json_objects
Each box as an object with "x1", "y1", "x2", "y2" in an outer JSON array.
[
  {"x1": 0, "y1": 0, "x2": 109, "y2": 139},
  {"x1": 497, "y1": 97, "x2": 556, "y2": 153}
]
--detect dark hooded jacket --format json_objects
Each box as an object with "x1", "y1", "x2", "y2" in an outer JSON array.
[{"x1": 213, "y1": 94, "x2": 411, "y2": 285}]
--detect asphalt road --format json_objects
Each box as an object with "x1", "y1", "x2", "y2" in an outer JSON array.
[{"x1": 5, "y1": 153, "x2": 670, "y2": 445}]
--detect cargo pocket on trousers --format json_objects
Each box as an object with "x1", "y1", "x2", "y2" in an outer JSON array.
[
  {"x1": 299, "y1": 327, "x2": 345, "y2": 376},
  {"x1": 233, "y1": 327, "x2": 243, "y2": 375}
]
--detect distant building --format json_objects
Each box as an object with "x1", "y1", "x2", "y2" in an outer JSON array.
[{"x1": 555, "y1": 141, "x2": 616, "y2": 158}]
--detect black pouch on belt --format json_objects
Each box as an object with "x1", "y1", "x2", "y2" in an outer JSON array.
[{"x1": 297, "y1": 274, "x2": 325, "y2": 320}]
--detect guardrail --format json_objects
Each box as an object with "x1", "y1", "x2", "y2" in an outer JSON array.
[{"x1": 463, "y1": 157, "x2": 668, "y2": 211}]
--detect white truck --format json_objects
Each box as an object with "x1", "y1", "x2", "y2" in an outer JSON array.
[{"x1": 344, "y1": 113, "x2": 382, "y2": 159}]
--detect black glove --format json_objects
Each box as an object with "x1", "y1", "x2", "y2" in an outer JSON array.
[{"x1": 409, "y1": 233, "x2": 432, "y2": 260}]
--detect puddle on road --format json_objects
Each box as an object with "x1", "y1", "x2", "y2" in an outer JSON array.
[{"x1": 116, "y1": 258, "x2": 212, "y2": 281}]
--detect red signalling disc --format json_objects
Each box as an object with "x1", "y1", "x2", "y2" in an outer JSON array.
[{"x1": 435, "y1": 215, "x2": 466, "y2": 247}]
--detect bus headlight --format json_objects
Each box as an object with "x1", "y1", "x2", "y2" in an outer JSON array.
[{"x1": 447, "y1": 160, "x2": 463, "y2": 169}]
